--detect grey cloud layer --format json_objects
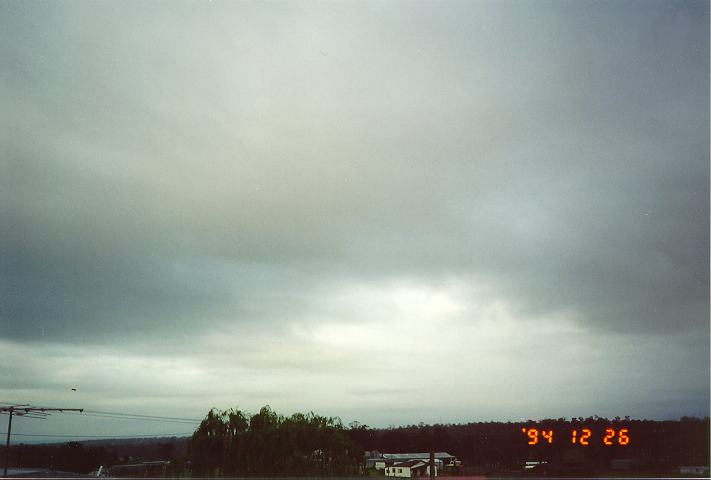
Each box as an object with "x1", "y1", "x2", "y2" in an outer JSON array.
[{"x1": 0, "y1": 0, "x2": 708, "y2": 421}]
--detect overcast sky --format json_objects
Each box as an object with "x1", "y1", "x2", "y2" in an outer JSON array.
[{"x1": 1, "y1": 0, "x2": 709, "y2": 440}]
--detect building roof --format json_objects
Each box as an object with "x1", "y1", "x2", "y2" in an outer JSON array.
[
  {"x1": 382, "y1": 452, "x2": 454, "y2": 460},
  {"x1": 6, "y1": 469, "x2": 94, "y2": 478},
  {"x1": 392, "y1": 460, "x2": 427, "y2": 468}
]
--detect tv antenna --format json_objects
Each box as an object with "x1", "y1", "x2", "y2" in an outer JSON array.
[{"x1": 1, "y1": 404, "x2": 84, "y2": 477}]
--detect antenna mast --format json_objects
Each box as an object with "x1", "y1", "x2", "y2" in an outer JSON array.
[{"x1": 1, "y1": 405, "x2": 84, "y2": 477}]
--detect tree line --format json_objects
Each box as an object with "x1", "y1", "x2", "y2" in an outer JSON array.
[
  {"x1": 2, "y1": 441, "x2": 117, "y2": 474},
  {"x1": 1, "y1": 412, "x2": 707, "y2": 476},
  {"x1": 356, "y1": 416, "x2": 709, "y2": 474},
  {"x1": 189, "y1": 407, "x2": 708, "y2": 476},
  {"x1": 189, "y1": 405, "x2": 362, "y2": 476}
]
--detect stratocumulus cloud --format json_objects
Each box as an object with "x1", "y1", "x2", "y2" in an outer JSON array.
[{"x1": 0, "y1": 0, "x2": 708, "y2": 436}]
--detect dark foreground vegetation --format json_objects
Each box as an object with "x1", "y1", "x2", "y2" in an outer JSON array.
[
  {"x1": 190, "y1": 406, "x2": 360, "y2": 476},
  {"x1": 1, "y1": 409, "x2": 707, "y2": 477},
  {"x1": 358, "y1": 416, "x2": 709, "y2": 475},
  {"x1": 0, "y1": 437, "x2": 186, "y2": 475}
]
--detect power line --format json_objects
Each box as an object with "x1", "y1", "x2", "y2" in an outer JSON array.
[
  {"x1": 0, "y1": 432, "x2": 191, "y2": 438},
  {"x1": 62, "y1": 412, "x2": 200, "y2": 425},
  {"x1": 83, "y1": 410, "x2": 201, "y2": 422},
  {"x1": 2, "y1": 404, "x2": 83, "y2": 477},
  {"x1": 1, "y1": 404, "x2": 203, "y2": 423},
  {"x1": 4, "y1": 408, "x2": 201, "y2": 425}
]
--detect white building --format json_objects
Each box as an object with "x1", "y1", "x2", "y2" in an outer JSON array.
[
  {"x1": 367, "y1": 452, "x2": 457, "y2": 470},
  {"x1": 524, "y1": 461, "x2": 548, "y2": 473},
  {"x1": 679, "y1": 466, "x2": 709, "y2": 476},
  {"x1": 384, "y1": 460, "x2": 436, "y2": 478}
]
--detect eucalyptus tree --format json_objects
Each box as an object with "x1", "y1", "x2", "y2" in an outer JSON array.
[{"x1": 190, "y1": 405, "x2": 361, "y2": 476}]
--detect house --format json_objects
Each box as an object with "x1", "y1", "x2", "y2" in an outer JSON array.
[
  {"x1": 523, "y1": 461, "x2": 548, "y2": 474},
  {"x1": 679, "y1": 466, "x2": 709, "y2": 476},
  {"x1": 367, "y1": 452, "x2": 458, "y2": 471},
  {"x1": 610, "y1": 458, "x2": 644, "y2": 471},
  {"x1": 385, "y1": 460, "x2": 436, "y2": 477},
  {"x1": 373, "y1": 459, "x2": 395, "y2": 470},
  {"x1": 107, "y1": 460, "x2": 171, "y2": 477}
]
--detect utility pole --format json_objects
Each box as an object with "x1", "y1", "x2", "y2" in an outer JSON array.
[
  {"x1": 2, "y1": 405, "x2": 83, "y2": 477},
  {"x1": 3, "y1": 408, "x2": 12, "y2": 478}
]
